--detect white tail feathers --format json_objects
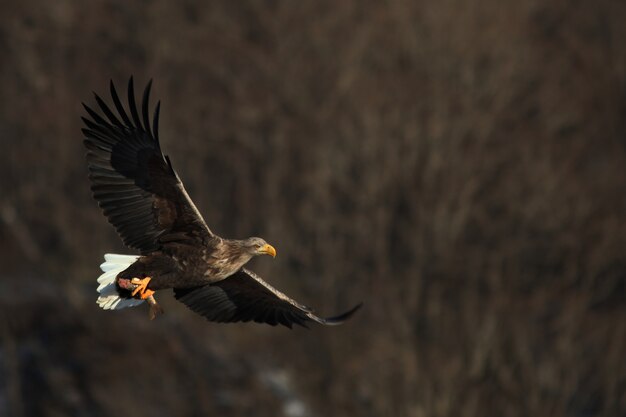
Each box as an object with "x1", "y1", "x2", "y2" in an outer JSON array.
[{"x1": 96, "y1": 253, "x2": 144, "y2": 310}]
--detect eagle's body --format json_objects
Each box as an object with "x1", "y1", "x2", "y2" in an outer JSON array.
[
  {"x1": 115, "y1": 237, "x2": 276, "y2": 296},
  {"x1": 83, "y1": 78, "x2": 360, "y2": 328}
]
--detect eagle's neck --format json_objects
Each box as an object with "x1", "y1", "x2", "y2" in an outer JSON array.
[{"x1": 204, "y1": 239, "x2": 254, "y2": 279}]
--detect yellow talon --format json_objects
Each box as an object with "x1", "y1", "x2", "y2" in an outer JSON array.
[{"x1": 130, "y1": 277, "x2": 154, "y2": 299}]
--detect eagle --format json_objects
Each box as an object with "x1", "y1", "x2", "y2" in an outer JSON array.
[{"x1": 82, "y1": 77, "x2": 361, "y2": 328}]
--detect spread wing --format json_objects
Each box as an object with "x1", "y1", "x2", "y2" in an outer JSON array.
[
  {"x1": 82, "y1": 78, "x2": 213, "y2": 253},
  {"x1": 173, "y1": 268, "x2": 362, "y2": 328}
]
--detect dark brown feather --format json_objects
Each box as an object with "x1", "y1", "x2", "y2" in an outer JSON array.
[
  {"x1": 174, "y1": 268, "x2": 362, "y2": 328},
  {"x1": 82, "y1": 78, "x2": 214, "y2": 254}
]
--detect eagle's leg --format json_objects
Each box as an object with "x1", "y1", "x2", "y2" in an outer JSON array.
[{"x1": 131, "y1": 277, "x2": 154, "y2": 299}]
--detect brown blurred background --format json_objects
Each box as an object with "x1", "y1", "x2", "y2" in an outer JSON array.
[{"x1": 0, "y1": 1, "x2": 625, "y2": 416}]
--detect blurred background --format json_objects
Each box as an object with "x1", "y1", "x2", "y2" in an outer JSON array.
[{"x1": 0, "y1": 1, "x2": 625, "y2": 416}]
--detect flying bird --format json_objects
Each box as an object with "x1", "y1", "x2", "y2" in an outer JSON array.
[{"x1": 82, "y1": 77, "x2": 361, "y2": 328}]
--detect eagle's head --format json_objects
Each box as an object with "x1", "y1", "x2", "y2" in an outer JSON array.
[{"x1": 243, "y1": 237, "x2": 277, "y2": 258}]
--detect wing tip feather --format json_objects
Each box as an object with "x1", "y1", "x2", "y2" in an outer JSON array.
[{"x1": 310, "y1": 302, "x2": 363, "y2": 326}]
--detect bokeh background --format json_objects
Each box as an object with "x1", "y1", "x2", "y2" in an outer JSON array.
[{"x1": 1, "y1": 1, "x2": 625, "y2": 416}]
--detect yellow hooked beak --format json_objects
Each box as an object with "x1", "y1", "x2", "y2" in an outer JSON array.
[{"x1": 259, "y1": 243, "x2": 277, "y2": 258}]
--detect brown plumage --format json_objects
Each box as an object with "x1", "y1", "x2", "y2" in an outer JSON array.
[{"x1": 83, "y1": 77, "x2": 361, "y2": 328}]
